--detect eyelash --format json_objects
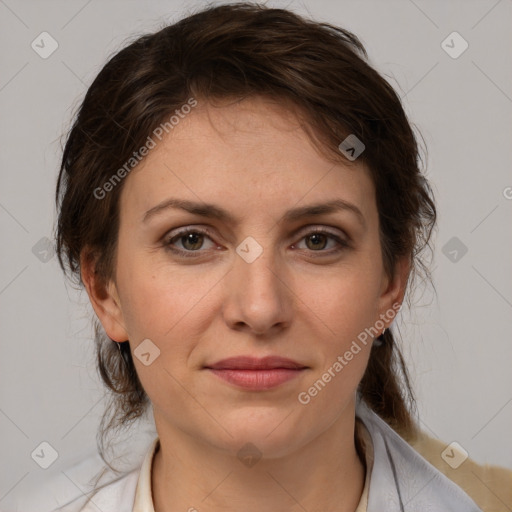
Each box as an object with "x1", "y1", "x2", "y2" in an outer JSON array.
[{"x1": 163, "y1": 227, "x2": 350, "y2": 259}]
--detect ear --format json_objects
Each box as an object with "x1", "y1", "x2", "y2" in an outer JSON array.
[
  {"x1": 80, "y1": 248, "x2": 129, "y2": 342},
  {"x1": 377, "y1": 255, "x2": 411, "y2": 321}
]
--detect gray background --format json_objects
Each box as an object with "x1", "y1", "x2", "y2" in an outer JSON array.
[{"x1": 1, "y1": 0, "x2": 511, "y2": 509}]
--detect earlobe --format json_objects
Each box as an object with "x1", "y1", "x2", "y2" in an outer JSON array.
[{"x1": 80, "y1": 249, "x2": 129, "y2": 342}]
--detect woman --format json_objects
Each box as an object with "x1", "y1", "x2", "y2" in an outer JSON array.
[{"x1": 53, "y1": 3, "x2": 504, "y2": 511}]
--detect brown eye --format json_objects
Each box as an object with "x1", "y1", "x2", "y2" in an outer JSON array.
[
  {"x1": 165, "y1": 228, "x2": 217, "y2": 257},
  {"x1": 305, "y1": 233, "x2": 329, "y2": 250},
  {"x1": 180, "y1": 232, "x2": 205, "y2": 251},
  {"x1": 293, "y1": 229, "x2": 348, "y2": 254}
]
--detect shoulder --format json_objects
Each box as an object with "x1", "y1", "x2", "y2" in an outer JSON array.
[
  {"x1": 356, "y1": 399, "x2": 484, "y2": 511},
  {"x1": 50, "y1": 434, "x2": 159, "y2": 511},
  {"x1": 409, "y1": 431, "x2": 512, "y2": 512},
  {"x1": 12, "y1": 441, "x2": 149, "y2": 512},
  {"x1": 50, "y1": 469, "x2": 139, "y2": 512}
]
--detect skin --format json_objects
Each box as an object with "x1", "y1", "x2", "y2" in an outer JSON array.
[{"x1": 82, "y1": 95, "x2": 410, "y2": 512}]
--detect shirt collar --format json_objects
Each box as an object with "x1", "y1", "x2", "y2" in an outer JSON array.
[
  {"x1": 133, "y1": 436, "x2": 159, "y2": 512},
  {"x1": 354, "y1": 396, "x2": 482, "y2": 511}
]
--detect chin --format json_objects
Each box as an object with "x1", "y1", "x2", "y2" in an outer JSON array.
[{"x1": 209, "y1": 406, "x2": 309, "y2": 459}]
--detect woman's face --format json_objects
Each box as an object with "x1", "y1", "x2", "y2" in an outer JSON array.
[{"x1": 91, "y1": 96, "x2": 407, "y2": 458}]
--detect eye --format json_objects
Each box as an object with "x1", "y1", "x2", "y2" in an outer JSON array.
[
  {"x1": 292, "y1": 228, "x2": 349, "y2": 255},
  {"x1": 165, "y1": 228, "x2": 217, "y2": 257}
]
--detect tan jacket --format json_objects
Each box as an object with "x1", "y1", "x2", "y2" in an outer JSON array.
[{"x1": 409, "y1": 431, "x2": 512, "y2": 511}]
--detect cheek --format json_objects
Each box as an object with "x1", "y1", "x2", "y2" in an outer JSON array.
[
  {"x1": 116, "y1": 260, "x2": 221, "y2": 376},
  {"x1": 117, "y1": 274, "x2": 173, "y2": 339},
  {"x1": 115, "y1": 248, "x2": 192, "y2": 337},
  {"x1": 295, "y1": 266, "x2": 381, "y2": 339}
]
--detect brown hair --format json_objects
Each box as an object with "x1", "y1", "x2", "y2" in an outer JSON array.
[{"x1": 55, "y1": 1, "x2": 435, "y2": 475}]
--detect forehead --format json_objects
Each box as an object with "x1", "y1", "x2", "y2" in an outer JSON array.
[{"x1": 120, "y1": 96, "x2": 376, "y2": 226}]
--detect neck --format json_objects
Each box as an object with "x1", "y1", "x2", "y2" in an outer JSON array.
[{"x1": 151, "y1": 409, "x2": 366, "y2": 512}]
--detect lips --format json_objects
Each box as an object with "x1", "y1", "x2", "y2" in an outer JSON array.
[
  {"x1": 205, "y1": 356, "x2": 307, "y2": 371},
  {"x1": 204, "y1": 356, "x2": 308, "y2": 390}
]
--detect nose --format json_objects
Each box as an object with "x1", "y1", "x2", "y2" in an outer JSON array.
[{"x1": 222, "y1": 243, "x2": 293, "y2": 337}]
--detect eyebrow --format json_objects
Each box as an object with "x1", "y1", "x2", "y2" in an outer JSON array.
[{"x1": 142, "y1": 198, "x2": 366, "y2": 228}]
